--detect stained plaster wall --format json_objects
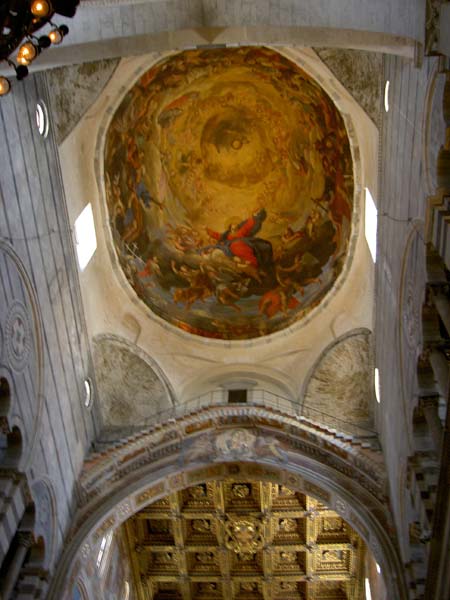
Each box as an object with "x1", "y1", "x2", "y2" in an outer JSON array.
[
  {"x1": 314, "y1": 48, "x2": 382, "y2": 126},
  {"x1": 57, "y1": 47, "x2": 377, "y2": 409},
  {"x1": 92, "y1": 335, "x2": 174, "y2": 431},
  {"x1": 46, "y1": 59, "x2": 120, "y2": 146}
]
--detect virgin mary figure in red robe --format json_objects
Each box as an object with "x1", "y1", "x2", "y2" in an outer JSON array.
[{"x1": 205, "y1": 209, "x2": 273, "y2": 269}]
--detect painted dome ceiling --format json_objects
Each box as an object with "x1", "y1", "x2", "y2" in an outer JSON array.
[{"x1": 104, "y1": 47, "x2": 354, "y2": 340}]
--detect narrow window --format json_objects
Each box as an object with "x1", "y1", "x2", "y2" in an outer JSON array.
[
  {"x1": 365, "y1": 188, "x2": 377, "y2": 263},
  {"x1": 228, "y1": 389, "x2": 247, "y2": 403},
  {"x1": 74, "y1": 203, "x2": 97, "y2": 271}
]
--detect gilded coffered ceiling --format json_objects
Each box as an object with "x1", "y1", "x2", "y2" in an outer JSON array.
[{"x1": 122, "y1": 481, "x2": 366, "y2": 600}]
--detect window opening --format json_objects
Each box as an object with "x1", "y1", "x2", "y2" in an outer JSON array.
[{"x1": 228, "y1": 389, "x2": 247, "y2": 403}]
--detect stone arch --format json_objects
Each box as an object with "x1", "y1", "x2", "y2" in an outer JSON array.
[
  {"x1": 401, "y1": 241, "x2": 448, "y2": 584},
  {"x1": 0, "y1": 375, "x2": 24, "y2": 469},
  {"x1": 398, "y1": 220, "x2": 427, "y2": 447},
  {"x1": 300, "y1": 328, "x2": 375, "y2": 436},
  {"x1": 0, "y1": 369, "x2": 28, "y2": 471},
  {"x1": 47, "y1": 406, "x2": 404, "y2": 599},
  {"x1": 0, "y1": 425, "x2": 23, "y2": 470},
  {"x1": 422, "y1": 60, "x2": 448, "y2": 197},
  {"x1": 31, "y1": 477, "x2": 58, "y2": 571},
  {"x1": 71, "y1": 579, "x2": 89, "y2": 600},
  {"x1": 0, "y1": 375, "x2": 11, "y2": 417},
  {"x1": 0, "y1": 240, "x2": 44, "y2": 470},
  {"x1": 0, "y1": 412, "x2": 29, "y2": 572},
  {"x1": 0, "y1": 364, "x2": 24, "y2": 436},
  {"x1": 0, "y1": 376, "x2": 51, "y2": 596},
  {"x1": 0, "y1": 373, "x2": 24, "y2": 471}
]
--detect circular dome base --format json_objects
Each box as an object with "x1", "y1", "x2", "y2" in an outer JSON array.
[{"x1": 104, "y1": 47, "x2": 354, "y2": 340}]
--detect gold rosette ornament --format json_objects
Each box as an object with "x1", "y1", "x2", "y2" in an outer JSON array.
[{"x1": 225, "y1": 516, "x2": 264, "y2": 554}]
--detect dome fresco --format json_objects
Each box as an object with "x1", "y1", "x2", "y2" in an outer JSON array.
[{"x1": 104, "y1": 47, "x2": 354, "y2": 340}]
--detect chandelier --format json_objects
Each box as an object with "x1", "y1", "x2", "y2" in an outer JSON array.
[{"x1": 0, "y1": 0, "x2": 79, "y2": 96}]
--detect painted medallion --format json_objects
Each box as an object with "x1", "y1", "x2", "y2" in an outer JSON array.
[{"x1": 104, "y1": 47, "x2": 353, "y2": 339}]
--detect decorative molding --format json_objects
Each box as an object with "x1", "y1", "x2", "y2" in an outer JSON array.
[
  {"x1": 93, "y1": 516, "x2": 116, "y2": 542},
  {"x1": 5, "y1": 300, "x2": 32, "y2": 373},
  {"x1": 49, "y1": 434, "x2": 406, "y2": 600},
  {"x1": 31, "y1": 478, "x2": 58, "y2": 570},
  {"x1": 0, "y1": 240, "x2": 44, "y2": 470},
  {"x1": 78, "y1": 406, "x2": 385, "y2": 509},
  {"x1": 398, "y1": 221, "x2": 427, "y2": 448},
  {"x1": 425, "y1": 0, "x2": 443, "y2": 55},
  {"x1": 46, "y1": 405, "x2": 406, "y2": 600}
]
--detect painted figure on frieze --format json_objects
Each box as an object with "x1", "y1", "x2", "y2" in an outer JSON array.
[{"x1": 104, "y1": 47, "x2": 354, "y2": 339}]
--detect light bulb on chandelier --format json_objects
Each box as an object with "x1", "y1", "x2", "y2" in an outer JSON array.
[
  {"x1": 30, "y1": 0, "x2": 52, "y2": 18},
  {"x1": 0, "y1": 76, "x2": 11, "y2": 96},
  {"x1": 17, "y1": 41, "x2": 38, "y2": 65},
  {"x1": 48, "y1": 23, "x2": 69, "y2": 45}
]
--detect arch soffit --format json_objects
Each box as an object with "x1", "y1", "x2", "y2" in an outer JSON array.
[
  {"x1": 30, "y1": 25, "x2": 418, "y2": 74},
  {"x1": 180, "y1": 363, "x2": 297, "y2": 402},
  {"x1": 53, "y1": 412, "x2": 403, "y2": 599},
  {"x1": 78, "y1": 406, "x2": 386, "y2": 505}
]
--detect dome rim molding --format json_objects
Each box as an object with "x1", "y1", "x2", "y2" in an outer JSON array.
[{"x1": 93, "y1": 46, "x2": 365, "y2": 347}]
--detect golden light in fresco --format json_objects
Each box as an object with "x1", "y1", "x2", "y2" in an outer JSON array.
[{"x1": 104, "y1": 47, "x2": 353, "y2": 339}]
